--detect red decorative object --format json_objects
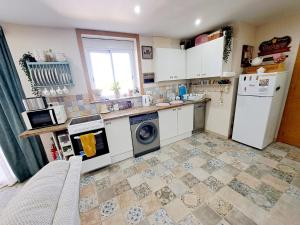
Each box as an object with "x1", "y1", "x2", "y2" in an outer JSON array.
[
  {"x1": 258, "y1": 36, "x2": 291, "y2": 56},
  {"x1": 51, "y1": 143, "x2": 58, "y2": 160}
]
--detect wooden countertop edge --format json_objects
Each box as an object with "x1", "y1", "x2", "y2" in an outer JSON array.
[{"x1": 19, "y1": 98, "x2": 211, "y2": 139}]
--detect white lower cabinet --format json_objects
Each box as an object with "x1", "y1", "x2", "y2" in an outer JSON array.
[
  {"x1": 177, "y1": 105, "x2": 194, "y2": 135},
  {"x1": 158, "y1": 105, "x2": 194, "y2": 145},
  {"x1": 158, "y1": 108, "x2": 178, "y2": 141},
  {"x1": 104, "y1": 116, "x2": 133, "y2": 163}
]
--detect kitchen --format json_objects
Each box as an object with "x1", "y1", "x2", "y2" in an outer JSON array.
[{"x1": 1, "y1": 1, "x2": 300, "y2": 225}]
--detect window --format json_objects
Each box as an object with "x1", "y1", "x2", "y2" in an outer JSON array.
[{"x1": 83, "y1": 38, "x2": 139, "y2": 99}]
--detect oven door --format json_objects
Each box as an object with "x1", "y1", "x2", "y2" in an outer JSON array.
[
  {"x1": 70, "y1": 128, "x2": 109, "y2": 161},
  {"x1": 27, "y1": 109, "x2": 57, "y2": 129}
]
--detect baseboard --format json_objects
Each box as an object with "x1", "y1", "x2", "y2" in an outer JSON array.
[
  {"x1": 111, "y1": 150, "x2": 133, "y2": 163},
  {"x1": 161, "y1": 132, "x2": 192, "y2": 147}
]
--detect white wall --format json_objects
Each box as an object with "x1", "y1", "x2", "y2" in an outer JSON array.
[
  {"x1": 202, "y1": 22, "x2": 257, "y2": 138},
  {"x1": 254, "y1": 14, "x2": 300, "y2": 137},
  {"x1": 2, "y1": 23, "x2": 87, "y2": 97}
]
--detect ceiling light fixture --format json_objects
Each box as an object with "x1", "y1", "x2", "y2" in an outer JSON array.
[
  {"x1": 134, "y1": 5, "x2": 141, "y2": 14},
  {"x1": 195, "y1": 18, "x2": 201, "y2": 26}
]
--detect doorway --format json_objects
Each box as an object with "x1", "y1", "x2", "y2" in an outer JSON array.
[{"x1": 277, "y1": 45, "x2": 300, "y2": 147}]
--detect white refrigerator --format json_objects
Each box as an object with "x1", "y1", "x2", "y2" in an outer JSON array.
[{"x1": 232, "y1": 72, "x2": 287, "y2": 149}]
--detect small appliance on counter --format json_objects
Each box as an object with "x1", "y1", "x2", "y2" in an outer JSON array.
[
  {"x1": 22, "y1": 97, "x2": 48, "y2": 111},
  {"x1": 68, "y1": 114, "x2": 111, "y2": 173},
  {"x1": 178, "y1": 84, "x2": 187, "y2": 100},
  {"x1": 130, "y1": 112, "x2": 160, "y2": 157},
  {"x1": 142, "y1": 95, "x2": 153, "y2": 107},
  {"x1": 21, "y1": 105, "x2": 67, "y2": 130}
]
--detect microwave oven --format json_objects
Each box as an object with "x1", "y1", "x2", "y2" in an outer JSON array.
[{"x1": 22, "y1": 105, "x2": 67, "y2": 130}]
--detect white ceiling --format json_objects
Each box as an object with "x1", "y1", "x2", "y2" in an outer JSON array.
[{"x1": 0, "y1": 0, "x2": 300, "y2": 38}]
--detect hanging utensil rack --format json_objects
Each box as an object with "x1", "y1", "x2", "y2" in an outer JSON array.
[{"x1": 26, "y1": 62, "x2": 74, "y2": 88}]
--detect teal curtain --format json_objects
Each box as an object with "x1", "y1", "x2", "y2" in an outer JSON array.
[{"x1": 0, "y1": 26, "x2": 48, "y2": 182}]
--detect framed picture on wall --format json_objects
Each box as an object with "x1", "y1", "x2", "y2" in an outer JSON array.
[
  {"x1": 241, "y1": 45, "x2": 254, "y2": 67},
  {"x1": 142, "y1": 46, "x2": 153, "y2": 59}
]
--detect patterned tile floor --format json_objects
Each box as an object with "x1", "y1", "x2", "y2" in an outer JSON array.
[{"x1": 80, "y1": 133, "x2": 300, "y2": 225}]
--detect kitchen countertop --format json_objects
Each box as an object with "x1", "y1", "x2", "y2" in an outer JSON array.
[
  {"x1": 19, "y1": 98, "x2": 211, "y2": 139},
  {"x1": 101, "y1": 98, "x2": 211, "y2": 121}
]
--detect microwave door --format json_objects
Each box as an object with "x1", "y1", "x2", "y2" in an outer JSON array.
[{"x1": 27, "y1": 109, "x2": 57, "y2": 129}]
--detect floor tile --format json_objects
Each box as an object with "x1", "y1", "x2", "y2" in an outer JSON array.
[
  {"x1": 133, "y1": 182, "x2": 152, "y2": 200},
  {"x1": 177, "y1": 213, "x2": 201, "y2": 225},
  {"x1": 225, "y1": 208, "x2": 257, "y2": 225},
  {"x1": 168, "y1": 179, "x2": 189, "y2": 196},
  {"x1": 146, "y1": 176, "x2": 166, "y2": 192},
  {"x1": 181, "y1": 173, "x2": 200, "y2": 188},
  {"x1": 181, "y1": 191, "x2": 201, "y2": 209},
  {"x1": 204, "y1": 176, "x2": 224, "y2": 192},
  {"x1": 128, "y1": 174, "x2": 145, "y2": 188},
  {"x1": 155, "y1": 186, "x2": 176, "y2": 206},
  {"x1": 117, "y1": 190, "x2": 138, "y2": 209},
  {"x1": 78, "y1": 133, "x2": 300, "y2": 225},
  {"x1": 100, "y1": 197, "x2": 119, "y2": 219},
  {"x1": 95, "y1": 176, "x2": 111, "y2": 192},
  {"x1": 208, "y1": 196, "x2": 233, "y2": 217},
  {"x1": 192, "y1": 204, "x2": 222, "y2": 225},
  {"x1": 165, "y1": 198, "x2": 190, "y2": 222},
  {"x1": 125, "y1": 206, "x2": 144, "y2": 224},
  {"x1": 80, "y1": 207, "x2": 102, "y2": 225},
  {"x1": 236, "y1": 172, "x2": 261, "y2": 190},
  {"x1": 102, "y1": 212, "x2": 126, "y2": 225},
  {"x1": 140, "y1": 193, "x2": 162, "y2": 216},
  {"x1": 113, "y1": 179, "x2": 131, "y2": 196},
  {"x1": 97, "y1": 187, "x2": 116, "y2": 203}
]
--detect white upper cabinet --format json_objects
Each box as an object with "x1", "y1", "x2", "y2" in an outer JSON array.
[
  {"x1": 154, "y1": 48, "x2": 186, "y2": 82},
  {"x1": 201, "y1": 37, "x2": 224, "y2": 78},
  {"x1": 186, "y1": 37, "x2": 231, "y2": 79},
  {"x1": 186, "y1": 44, "x2": 203, "y2": 79},
  {"x1": 154, "y1": 37, "x2": 231, "y2": 82}
]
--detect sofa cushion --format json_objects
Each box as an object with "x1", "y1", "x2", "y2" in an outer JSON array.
[
  {"x1": 0, "y1": 160, "x2": 70, "y2": 225},
  {"x1": 53, "y1": 156, "x2": 82, "y2": 225}
]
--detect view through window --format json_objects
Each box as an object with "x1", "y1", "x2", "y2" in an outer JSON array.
[{"x1": 83, "y1": 38, "x2": 139, "y2": 99}]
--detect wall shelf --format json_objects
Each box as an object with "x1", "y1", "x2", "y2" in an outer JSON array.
[{"x1": 26, "y1": 61, "x2": 74, "y2": 88}]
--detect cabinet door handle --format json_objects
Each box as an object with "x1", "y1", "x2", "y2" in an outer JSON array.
[
  {"x1": 178, "y1": 108, "x2": 182, "y2": 110},
  {"x1": 105, "y1": 121, "x2": 111, "y2": 126},
  {"x1": 172, "y1": 108, "x2": 177, "y2": 111},
  {"x1": 170, "y1": 76, "x2": 173, "y2": 79}
]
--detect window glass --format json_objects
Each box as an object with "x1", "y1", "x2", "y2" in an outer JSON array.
[
  {"x1": 89, "y1": 52, "x2": 115, "y2": 97},
  {"x1": 83, "y1": 38, "x2": 139, "y2": 99}
]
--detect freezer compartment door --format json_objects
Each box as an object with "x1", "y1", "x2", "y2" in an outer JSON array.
[
  {"x1": 232, "y1": 95, "x2": 272, "y2": 149},
  {"x1": 238, "y1": 74, "x2": 277, "y2": 97}
]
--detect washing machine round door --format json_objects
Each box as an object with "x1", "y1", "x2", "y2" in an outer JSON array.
[{"x1": 136, "y1": 121, "x2": 158, "y2": 145}]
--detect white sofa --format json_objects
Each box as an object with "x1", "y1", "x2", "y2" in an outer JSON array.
[{"x1": 0, "y1": 156, "x2": 82, "y2": 225}]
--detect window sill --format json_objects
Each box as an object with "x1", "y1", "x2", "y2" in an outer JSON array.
[{"x1": 90, "y1": 95, "x2": 142, "y2": 104}]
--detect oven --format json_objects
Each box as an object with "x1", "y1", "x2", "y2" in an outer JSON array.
[
  {"x1": 69, "y1": 128, "x2": 109, "y2": 161},
  {"x1": 68, "y1": 115, "x2": 111, "y2": 173}
]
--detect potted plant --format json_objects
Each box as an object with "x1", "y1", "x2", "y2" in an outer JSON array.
[
  {"x1": 19, "y1": 52, "x2": 39, "y2": 96},
  {"x1": 111, "y1": 82, "x2": 121, "y2": 98}
]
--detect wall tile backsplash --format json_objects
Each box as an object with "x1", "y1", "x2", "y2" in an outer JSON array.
[{"x1": 46, "y1": 78, "x2": 231, "y2": 119}]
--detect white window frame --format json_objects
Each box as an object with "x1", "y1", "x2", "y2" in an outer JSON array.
[{"x1": 82, "y1": 35, "x2": 140, "y2": 99}]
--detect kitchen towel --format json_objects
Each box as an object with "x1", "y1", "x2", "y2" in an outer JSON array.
[{"x1": 79, "y1": 133, "x2": 96, "y2": 157}]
